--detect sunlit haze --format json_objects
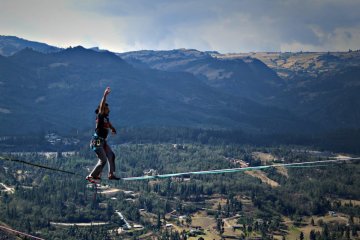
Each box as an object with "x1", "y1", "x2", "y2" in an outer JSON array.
[{"x1": 1, "y1": 0, "x2": 360, "y2": 53}]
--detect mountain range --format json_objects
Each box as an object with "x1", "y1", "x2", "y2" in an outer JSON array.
[
  {"x1": 0, "y1": 35, "x2": 61, "y2": 56},
  {"x1": 0, "y1": 35, "x2": 359, "y2": 135},
  {"x1": 120, "y1": 49, "x2": 360, "y2": 130}
]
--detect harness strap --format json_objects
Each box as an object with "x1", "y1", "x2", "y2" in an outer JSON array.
[
  {"x1": 93, "y1": 133, "x2": 106, "y2": 140},
  {"x1": 91, "y1": 133, "x2": 107, "y2": 151}
]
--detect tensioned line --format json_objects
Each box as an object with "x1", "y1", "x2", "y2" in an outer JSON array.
[
  {"x1": 0, "y1": 225, "x2": 45, "y2": 240},
  {"x1": 0, "y1": 155, "x2": 359, "y2": 181},
  {"x1": 0, "y1": 156, "x2": 81, "y2": 176},
  {"x1": 121, "y1": 157, "x2": 360, "y2": 181}
]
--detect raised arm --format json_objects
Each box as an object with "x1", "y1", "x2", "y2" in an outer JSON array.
[{"x1": 99, "y1": 87, "x2": 111, "y2": 114}]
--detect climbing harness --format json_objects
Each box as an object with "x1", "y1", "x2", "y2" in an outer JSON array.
[{"x1": 90, "y1": 133, "x2": 105, "y2": 151}]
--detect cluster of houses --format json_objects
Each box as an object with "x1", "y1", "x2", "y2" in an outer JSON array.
[
  {"x1": 117, "y1": 212, "x2": 144, "y2": 231},
  {"x1": 45, "y1": 133, "x2": 80, "y2": 146},
  {"x1": 173, "y1": 144, "x2": 187, "y2": 150},
  {"x1": 225, "y1": 157, "x2": 249, "y2": 168},
  {"x1": 84, "y1": 186, "x2": 144, "y2": 233}
]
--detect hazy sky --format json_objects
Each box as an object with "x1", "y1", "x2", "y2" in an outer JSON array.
[{"x1": 1, "y1": 0, "x2": 360, "y2": 53}]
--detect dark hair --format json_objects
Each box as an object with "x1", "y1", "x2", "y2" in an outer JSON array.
[{"x1": 95, "y1": 103, "x2": 109, "y2": 114}]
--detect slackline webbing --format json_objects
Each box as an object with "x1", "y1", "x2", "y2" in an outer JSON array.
[
  {"x1": 0, "y1": 225, "x2": 45, "y2": 240},
  {"x1": 0, "y1": 155, "x2": 359, "y2": 181},
  {"x1": 121, "y1": 157, "x2": 360, "y2": 181},
  {"x1": 0, "y1": 156, "x2": 80, "y2": 176}
]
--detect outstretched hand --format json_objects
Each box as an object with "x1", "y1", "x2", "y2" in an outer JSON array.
[{"x1": 104, "y1": 87, "x2": 111, "y2": 96}]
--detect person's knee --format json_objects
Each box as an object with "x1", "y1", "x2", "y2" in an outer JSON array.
[
  {"x1": 97, "y1": 154, "x2": 107, "y2": 166},
  {"x1": 100, "y1": 159, "x2": 107, "y2": 166},
  {"x1": 107, "y1": 151, "x2": 115, "y2": 161}
]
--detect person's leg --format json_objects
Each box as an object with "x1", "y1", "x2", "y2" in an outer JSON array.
[
  {"x1": 104, "y1": 143, "x2": 115, "y2": 174},
  {"x1": 104, "y1": 143, "x2": 119, "y2": 179},
  {"x1": 89, "y1": 146, "x2": 107, "y2": 178}
]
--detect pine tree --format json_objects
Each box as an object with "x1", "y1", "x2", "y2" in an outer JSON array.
[
  {"x1": 157, "y1": 212, "x2": 161, "y2": 229},
  {"x1": 299, "y1": 231, "x2": 304, "y2": 240},
  {"x1": 186, "y1": 215, "x2": 192, "y2": 226},
  {"x1": 323, "y1": 224, "x2": 329, "y2": 240},
  {"x1": 345, "y1": 227, "x2": 350, "y2": 239},
  {"x1": 309, "y1": 230, "x2": 316, "y2": 240}
]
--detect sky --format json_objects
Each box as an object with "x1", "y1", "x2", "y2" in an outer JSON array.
[{"x1": 1, "y1": 0, "x2": 360, "y2": 53}]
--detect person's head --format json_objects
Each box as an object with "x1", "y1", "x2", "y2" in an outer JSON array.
[{"x1": 95, "y1": 103, "x2": 110, "y2": 115}]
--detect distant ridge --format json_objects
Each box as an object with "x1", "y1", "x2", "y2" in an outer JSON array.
[
  {"x1": 0, "y1": 39, "x2": 312, "y2": 135},
  {"x1": 0, "y1": 35, "x2": 61, "y2": 56},
  {"x1": 0, "y1": 35, "x2": 360, "y2": 134}
]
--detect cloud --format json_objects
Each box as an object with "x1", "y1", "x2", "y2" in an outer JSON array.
[
  {"x1": 0, "y1": 0, "x2": 128, "y2": 50},
  {"x1": 1, "y1": 0, "x2": 360, "y2": 52}
]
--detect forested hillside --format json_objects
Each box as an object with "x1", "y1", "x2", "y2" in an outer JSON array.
[
  {"x1": 1, "y1": 36, "x2": 360, "y2": 135},
  {"x1": 0, "y1": 132, "x2": 359, "y2": 239},
  {"x1": 1, "y1": 36, "x2": 360, "y2": 240}
]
